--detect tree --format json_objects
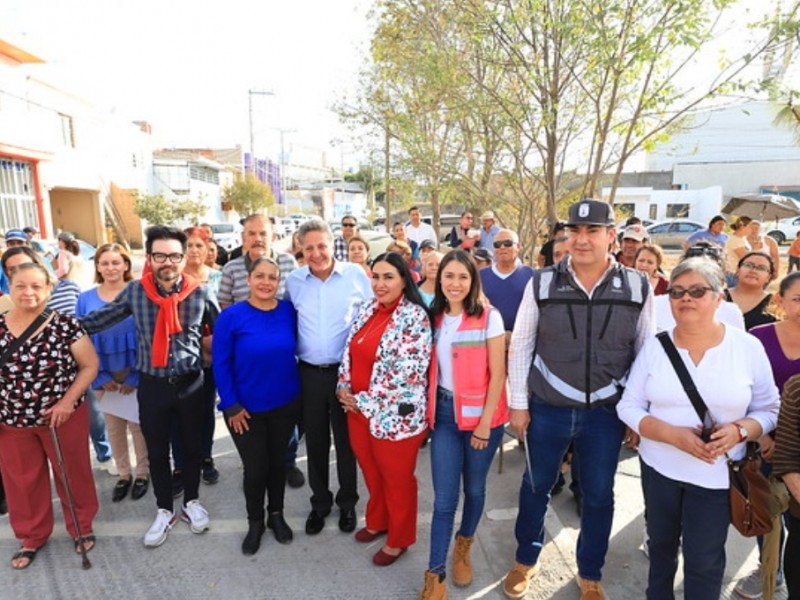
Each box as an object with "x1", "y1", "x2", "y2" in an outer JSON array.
[
  {"x1": 222, "y1": 173, "x2": 276, "y2": 217},
  {"x1": 134, "y1": 192, "x2": 178, "y2": 225}
]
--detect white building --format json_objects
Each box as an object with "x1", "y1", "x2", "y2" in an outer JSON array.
[
  {"x1": 603, "y1": 185, "x2": 723, "y2": 225},
  {"x1": 0, "y1": 34, "x2": 152, "y2": 246}
]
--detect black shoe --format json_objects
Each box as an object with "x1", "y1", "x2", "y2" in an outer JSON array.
[
  {"x1": 131, "y1": 478, "x2": 149, "y2": 501},
  {"x1": 338, "y1": 508, "x2": 357, "y2": 533},
  {"x1": 286, "y1": 464, "x2": 305, "y2": 489},
  {"x1": 202, "y1": 459, "x2": 219, "y2": 485},
  {"x1": 305, "y1": 509, "x2": 329, "y2": 535},
  {"x1": 242, "y1": 520, "x2": 266, "y2": 555},
  {"x1": 112, "y1": 478, "x2": 132, "y2": 503},
  {"x1": 171, "y1": 470, "x2": 183, "y2": 498},
  {"x1": 267, "y1": 512, "x2": 293, "y2": 544}
]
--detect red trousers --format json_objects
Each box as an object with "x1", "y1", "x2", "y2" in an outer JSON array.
[
  {"x1": 0, "y1": 402, "x2": 98, "y2": 548},
  {"x1": 348, "y1": 411, "x2": 425, "y2": 548}
]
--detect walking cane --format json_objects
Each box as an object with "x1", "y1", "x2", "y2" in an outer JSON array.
[{"x1": 49, "y1": 427, "x2": 92, "y2": 569}]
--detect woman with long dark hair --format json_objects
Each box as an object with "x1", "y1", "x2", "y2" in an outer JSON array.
[
  {"x1": 337, "y1": 252, "x2": 432, "y2": 566},
  {"x1": 419, "y1": 249, "x2": 508, "y2": 599}
]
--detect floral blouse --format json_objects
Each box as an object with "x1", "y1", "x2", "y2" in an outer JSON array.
[
  {"x1": 338, "y1": 297, "x2": 432, "y2": 441},
  {"x1": 0, "y1": 312, "x2": 86, "y2": 427}
]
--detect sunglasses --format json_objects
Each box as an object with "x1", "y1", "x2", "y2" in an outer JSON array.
[
  {"x1": 493, "y1": 240, "x2": 514, "y2": 249},
  {"x1": 667, "y1": 285, "x2": 714, "y2": 300},
  {"x1": 342, "y1": 223, "x2": 356, "y2": 228}
]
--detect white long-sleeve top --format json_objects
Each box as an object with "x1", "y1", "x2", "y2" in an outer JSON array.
[{"x1": 617, "y1": 326, "x2": 780, "y2": 489}]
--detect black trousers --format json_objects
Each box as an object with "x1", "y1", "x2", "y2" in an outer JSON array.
[
  {"x1": 786, "y1": 513, "x2": 800, "y2": 599},
  {"x1": 299, "y1": 363, "x2": 358, "y2": 514},
  {"x1": 227, "y1": 398, "x2": 300, "y2": 522},
  {"x1": 138, "y1": 372, "x2": 205, "y2": 511}
]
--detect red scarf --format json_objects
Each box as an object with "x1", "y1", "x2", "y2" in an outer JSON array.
[{"x1": 140, "y1": 272, "x2": 200, "y2": 368}]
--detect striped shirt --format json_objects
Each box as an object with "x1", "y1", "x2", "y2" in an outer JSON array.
[
  {"x1": 217, "y1": 250, "x2": 297, "y2": 306},
  {"x1": 773, "y1": 374, "x2": 800, "y2": 517},
  {"x1": 79, "y1": 276, "x2": 219, "y2": 378},
  {"x1": 48, "y1": 279, "x2": 82, "y2": 315}
]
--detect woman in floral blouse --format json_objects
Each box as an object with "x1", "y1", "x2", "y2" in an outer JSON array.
[
  {"x1": 0, "y1": 262, "x2": 99, "y2": 569},
  {"x1": 337, "y1": 252, "x2": 432, "y2": 567}
]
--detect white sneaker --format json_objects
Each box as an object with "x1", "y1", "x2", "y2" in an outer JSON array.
[
  {"x1": 143, "y1": 509, "x2": 176, "y2": 547},
  {"x1": 734, "y1": 566, "x2": 786, "y2": 599},
  {"x1": 181, "y1": 499, "x2": 210, "y2": 533}
]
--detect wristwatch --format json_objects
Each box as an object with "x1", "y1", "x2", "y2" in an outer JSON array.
[{"x1": 733, "y1": 422, "x2": 748, "y2": 443}]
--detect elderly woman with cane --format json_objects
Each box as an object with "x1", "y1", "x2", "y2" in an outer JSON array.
[{"x1": 0, "y1": 262, "x2": 99, "y2": 569}]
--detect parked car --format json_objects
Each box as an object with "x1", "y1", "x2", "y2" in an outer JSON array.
[
  {"x1": 207, "y1": 222, "x2": 242, "y2": 251},
  {"x1": 31, "y1": 238, "x2": 96, "y2": 263},
  {"x1": 279, "y1": 218, "x2": 296, "y2": 235},
  {"x1": 645, "y1": 219, "x2": 706, "y2": 248},
  {"x1": 764, "y1": 216, "x2": 800, "y2": 245}
]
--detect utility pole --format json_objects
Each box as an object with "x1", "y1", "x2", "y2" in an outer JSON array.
[
  {"x1": 248, "y1": 89, "x2": 274, "y2": 178},
  {"x1": 272, "y1": 127, "x2": 297, "y2": 210}
]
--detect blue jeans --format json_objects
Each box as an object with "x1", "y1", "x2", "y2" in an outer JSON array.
[
  {"x1": 428, "y1": 387, "x2": 503, "y2": 574},
  {"x1": 641, "y1": 460, "x2": 729, "y2": 600},
  {"x1": 515, "y1": 399, "x2": 625, "y2": 580},
  {"x1": 86, "y1": 388, "x2": 112, "y2": 462}
]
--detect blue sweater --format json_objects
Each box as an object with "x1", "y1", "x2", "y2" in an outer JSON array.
[
  {"x1": 480, "y1": 265, "x2": 535, "y2": 331},
  {"x1": 212, "y1": 300, "x2": 300, "y2": 416}
]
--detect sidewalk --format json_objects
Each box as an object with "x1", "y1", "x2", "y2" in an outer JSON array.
[{"x1": 0, "y1": 419, "x2": 776, "y2": 599}]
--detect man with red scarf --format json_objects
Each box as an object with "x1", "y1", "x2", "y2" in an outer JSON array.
[{"x1": 80, "y1": 225, "x2": 219, "y2": 548}]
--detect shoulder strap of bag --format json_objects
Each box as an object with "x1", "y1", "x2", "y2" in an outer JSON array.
[
  {"x1": 656, "y1": 331, "x2": 711, "y2": 424},
  {"x1": 0, "y1": 309, "x2": 52, "y2": 367}
]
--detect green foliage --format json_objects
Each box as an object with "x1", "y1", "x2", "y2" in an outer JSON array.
[
  {"x1": 134, "y1": 192, "x2": 208, "y2": 226},
  {"x1": 222, "y1": 173, "x2": 275, "y2": 217}
]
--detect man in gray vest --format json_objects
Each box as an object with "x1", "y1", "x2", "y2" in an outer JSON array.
[{"x1": 502, "y1": 199, "x2": 655, "y2": 600}]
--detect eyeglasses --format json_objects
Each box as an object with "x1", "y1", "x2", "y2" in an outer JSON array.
[
  {"x1": 667, "y1": 285, "x2": 714, "y2": 300},
  {"x1": 740, "y1": 261, "x2": 771, "y2": 273},
  {"x1": 684, "y1": 245, "x2": 722, "y2": 260},
  {"x1": 150, "y1": 252, "x2": 184, "y2": 264},
  {"x1": 342, "y1": 223, "x2": 356, "y2": 228},
  {"x1": 493, "y1": 240, "x2": 515, "y2": 249}
]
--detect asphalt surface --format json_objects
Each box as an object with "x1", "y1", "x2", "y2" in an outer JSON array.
[{"x1": 0, "y1": 421, "x2": 776, "y2": 600}]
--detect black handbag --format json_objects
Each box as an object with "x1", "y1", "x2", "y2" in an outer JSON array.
[{"x1": 656, "y1": 331, "x2": 773, "y2": 537}]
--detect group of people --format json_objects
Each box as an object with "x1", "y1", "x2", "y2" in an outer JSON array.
[{"x1": 1, "y1": 199, "x2": 800, "y2": 600}]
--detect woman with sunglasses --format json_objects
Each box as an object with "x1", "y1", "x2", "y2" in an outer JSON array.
[
  {"x1": 617, "y1": 257, "x2": 779, "y2": 599},
  {"x1": 726, "y1": 252, "x2": 778, "y2": 331}
]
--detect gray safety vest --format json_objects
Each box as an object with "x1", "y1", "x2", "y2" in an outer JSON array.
[{"x1": 527, "y1": 262, "x2": 649, "y2": 409}]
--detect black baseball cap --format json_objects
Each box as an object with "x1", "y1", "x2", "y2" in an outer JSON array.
[{"x1": 566, "y1": 199, "x2": 615, "y2": 227}]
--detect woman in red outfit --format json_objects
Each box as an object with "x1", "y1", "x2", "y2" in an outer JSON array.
[
  {"x1": 0, "y1": 262, "x2": 99, "y2": 569},
  {"x1": 337, "y1": 252, "x2": 432, "y2": 566}
]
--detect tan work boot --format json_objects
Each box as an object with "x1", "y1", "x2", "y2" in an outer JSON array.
[
  {"x1": 576, "y1": 575, "x2": 606, "y2": 600},
  {"x1": 503, "y1": 561, "x2": 538, "y2": 599},
  {"x1": 451, "y1": 534, "x2": 474, "y2": 587},
  {"x1": 419, "y1": 570, "x2": 448, "y2": 600}
]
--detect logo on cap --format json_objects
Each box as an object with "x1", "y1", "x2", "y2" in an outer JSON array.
[{"x1": 578, "y1": 203, "x2": 590, "y2": 218}]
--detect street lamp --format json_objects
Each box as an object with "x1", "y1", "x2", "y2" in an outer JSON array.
[{"x1": 248, "y1": 88, "x2": 274, "y2": 176}]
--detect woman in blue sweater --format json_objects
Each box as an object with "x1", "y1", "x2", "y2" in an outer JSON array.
[{"x1": 212, "y1": 256, "x2": 301, "y2": 556}]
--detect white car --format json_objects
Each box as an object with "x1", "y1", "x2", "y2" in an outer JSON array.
[
  {"x1": 208, "y1": 223, "x2": 241, "y2": 251},
  {"x1": 764, "y1": 216, "x2": 800, "y2": 245}
]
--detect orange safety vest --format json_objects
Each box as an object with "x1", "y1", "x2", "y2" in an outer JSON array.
[{"x1": 427, "y1": 307, "x2": 509, "y2": 431}]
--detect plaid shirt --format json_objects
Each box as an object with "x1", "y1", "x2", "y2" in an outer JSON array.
[
  {"x1": 79, "y1": 277, "x2": 220, "y2": 378},
  {"x1": 333, "y1": 236, "x2": 349, "y2": 262}
]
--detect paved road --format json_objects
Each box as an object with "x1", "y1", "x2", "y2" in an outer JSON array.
[{"x1": 0, "y1": 421, "x2": 776, "y2": 599}]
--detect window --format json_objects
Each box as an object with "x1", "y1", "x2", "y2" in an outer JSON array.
[
  {"x1": 666, "y1": 204, "x2": 689, "y2": 218},
  {"x1": 58, "y1": 113, "x2": 74, "y2": 148},
  {"x1": 189, "y1": 165, "x2": 219, "y2": 185},
  {"x1": 649, "y1": 204, "x2": 658, "y2": 220},
  {"x1": 648, "y1": 223, "x2": 670, "y2": 234}
]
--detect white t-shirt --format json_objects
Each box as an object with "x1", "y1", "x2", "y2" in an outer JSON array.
[
  {"x1": 654, "y1": 295, "x2": 744, "y2": 332},
  {"x1": 437, "y1": 308, "x2": 504, "y2": 391},
  {"x1": 405, "y1": 222, "x2": 437, "y2": 246},
  {"x1": 617, "y1": 326, "x2": 779, "y2": 489}
]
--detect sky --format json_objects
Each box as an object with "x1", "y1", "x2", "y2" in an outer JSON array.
[{"x1": 0, "y1": 0, "x2": 375, "y2": 168}]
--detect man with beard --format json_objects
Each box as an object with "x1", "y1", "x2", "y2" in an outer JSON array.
[
  {"x1": 80, "y1": 225, "x2": 220, "y2": 548},
  {"x1": 218, "y1": 214, "x2": 297, "y2": 307}
]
